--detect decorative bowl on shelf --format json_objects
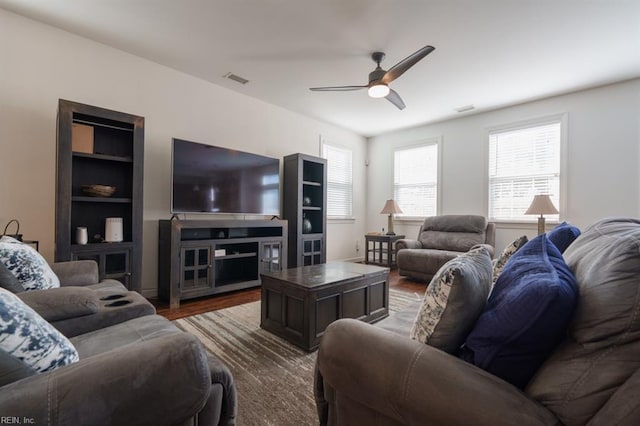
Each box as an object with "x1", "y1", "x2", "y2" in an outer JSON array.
[{"x1": 82, "y1": 184, "x2": 116, "y2": 197}]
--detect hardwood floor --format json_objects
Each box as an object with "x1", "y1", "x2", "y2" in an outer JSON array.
[{"x1": 152, "y1": 269, "x2": 426, "y2": 321}]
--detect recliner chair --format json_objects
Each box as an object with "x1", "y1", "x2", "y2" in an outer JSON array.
[
  {"x1": 396, "y1": 215, "x2": 495, "y2": 282},
  {"x1": 0, "y1": 260, "x2": 237, "y2": 425}
]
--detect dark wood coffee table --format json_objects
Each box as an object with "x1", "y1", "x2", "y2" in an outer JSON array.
[{"x1": 260, "y1": 262, "x2": 390, "y2": 351}]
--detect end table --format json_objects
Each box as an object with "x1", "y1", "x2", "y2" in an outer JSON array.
[{"x1": 365, "y1": 234, "x2": 405, "y2": 268}]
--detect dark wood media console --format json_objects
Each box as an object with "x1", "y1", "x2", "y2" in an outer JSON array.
[{"x1": 158, "y1": 219, "x2": 287, "y2": 309}]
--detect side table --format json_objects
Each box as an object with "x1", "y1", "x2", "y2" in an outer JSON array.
[{"x1": 365, "y1": 234, "x2": 405, "y2": 268}]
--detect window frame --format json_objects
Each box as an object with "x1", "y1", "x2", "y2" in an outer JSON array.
[
  {"x1": 320, "y1": 140, "x2": 354, "y2": 220},
  {"x1": 484, "y1": 113, "x2": 568, "y2": 224},
  {"x1": 392, "y1": 137, "x2": 442, "y2": 220}
]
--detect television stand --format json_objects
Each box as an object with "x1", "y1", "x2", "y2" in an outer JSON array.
[{"x1": 158, "y1": 219, "x2": 288, "y2": 308}]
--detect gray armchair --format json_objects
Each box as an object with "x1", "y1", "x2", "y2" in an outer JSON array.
[
  {"x1": 396, "y1": 215, "x2": 495, "y2": 282},
  {"x1": 0, "y1": 315, "x2": 237, "y2": 425}
]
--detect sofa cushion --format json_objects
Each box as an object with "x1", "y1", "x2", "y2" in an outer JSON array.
[
  {"x1": 0, "y1": 261, "x2": 24, "y2": 293},
  {"x1": 526, "y1": 218, "x2": 640, "y2": 425},
  {"x1": 0, "y1": 236, "x2": 60, "y2": 291},
  {"x1": 546, "y1": 221, "x2": 580, "y2": 253},
  {"x1": 71, "y1": 315, "x2": 181, "y2": 358},
  {"x1": 419, "y1": 215, "x2": 488, "y2": 251},
  {"x1": 491, "y1": 235, "x2": 528, "y2": 285},
  {"x1": 460, "y1": 234, "x2": 578, "y2": 389},
  {"x1": 376, "y1": 300, "x2": 421, "y2": 336},
  {"x1": 0, "y1": 288, "x2": 78, "y2": 372},
  {"x1": 410, "y1": 246, "x2": 492, "y2": 353}
]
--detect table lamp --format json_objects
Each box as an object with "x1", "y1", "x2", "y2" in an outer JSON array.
[
  {"x1": 380, "y1": 199, "x2": 403, "y2": 235},
  {"x1": 525, "y1": 194, "x2": 559, "y2": 235}
]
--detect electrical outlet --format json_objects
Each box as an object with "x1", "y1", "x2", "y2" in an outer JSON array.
[{"x1": 355, "y1": 240, "x2": 360, "y2": 252}]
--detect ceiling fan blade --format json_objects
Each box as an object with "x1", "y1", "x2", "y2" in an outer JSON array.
[
  {"x1": 381, "y1": 45, "x2": 435, "y2": 85},
  {"x1": 309, "y1": 85, "x2": 368, "y2": 91},
  {"x1": 385, "y1": 89, "x2": 406, "y2": 110}
]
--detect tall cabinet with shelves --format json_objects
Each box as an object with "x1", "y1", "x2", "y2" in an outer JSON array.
[
  {"x1": 283, "y1": 153, "x2": 327, "y2": 267},
  {"x1": 55, "y1": 99, "x2": 144, "y2": 292}
]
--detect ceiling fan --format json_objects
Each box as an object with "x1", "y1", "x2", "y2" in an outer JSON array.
[{"x1": 309, "y1": 45, "x2": 435, "y2": 110}]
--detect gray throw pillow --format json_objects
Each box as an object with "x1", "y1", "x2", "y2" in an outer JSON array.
[
  {"x1": 409, "y1": 246, "x2": 492, "y2": 353},
  {"x1": 0, "y1": 236, "x2": 60, "y2": 291},
  {"x1": 0, "y1": 261, "x2": 24, "y2": 293},
  {"x1": 0, "y1": 288, "x2": 79, "y2": 372}
]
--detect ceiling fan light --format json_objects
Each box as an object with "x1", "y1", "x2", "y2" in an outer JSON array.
[{"x1": 368, "y1": 84, "x2": 390, "y2": 98}]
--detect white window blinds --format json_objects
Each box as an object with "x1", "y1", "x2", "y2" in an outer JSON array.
[
  {"x1": 394, "y1": 143, "x2": 439, "y2": 217},
  {"x1": 488, "y1": 121, "x2": 561, "y2": 221},
  {"x1": 321, "y1": 142, "x2": 353, "y2": 218}
]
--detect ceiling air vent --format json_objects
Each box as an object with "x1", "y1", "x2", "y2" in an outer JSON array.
[
  {"x1": 455, "y1": 104, "x2": 475, "y2": 113},
  {"x1": 223, "y1": 72, "x2": 249, "y2": 85}
]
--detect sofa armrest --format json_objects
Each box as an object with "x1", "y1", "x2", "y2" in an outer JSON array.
[
  {"x1": 395, "y1": 239, "x2": 422, "y2": 251},
  {"x1": 51, "y1": 260, "x2": 99, "y2": 286},
  {"x1": 0, "y1": 333, "x2": 211, "y2": 425},
  {"x1": 587, "y1": 366, "x2": 640, "y2": 425},
  {"x1": 316, "y1": 319, "x2": 557, "y2": 425},
  {"x1": 17, "y1": 287, "x2": 99, "y2": 322}
]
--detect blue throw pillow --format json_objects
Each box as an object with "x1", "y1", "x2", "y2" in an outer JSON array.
[
  {"x1": 459, "y1": 234, "x2": 578, "y2": 389},
  {"x1": 547, "y1": 221, "x2": 581, "y2": 253}
]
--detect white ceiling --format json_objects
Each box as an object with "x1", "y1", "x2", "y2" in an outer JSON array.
[{"x1": 2, "y1": 0, "x2": 639, "y2": 137}]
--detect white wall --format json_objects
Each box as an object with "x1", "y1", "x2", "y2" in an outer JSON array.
[
  {"x1": 0, "y1": 10, "x2": 367, "y2": 297},
  {"x1": 367, "y1": 79, "x2": 640, "y2": 253}
]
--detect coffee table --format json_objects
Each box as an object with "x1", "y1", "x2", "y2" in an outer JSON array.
[{"x1": 260, "y1": 262, "x2": 390, "y2": 351}]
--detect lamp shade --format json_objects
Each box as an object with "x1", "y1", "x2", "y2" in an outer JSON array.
[
  {"x1": 525, "y1": 195, "x2": 559, "y2": 215},
  {"x1": 380, "y1": 199, "x2": 403, "y2": 215}
]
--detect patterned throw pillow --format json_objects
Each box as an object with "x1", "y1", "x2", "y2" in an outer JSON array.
[
  {"x1": 492, "y1": 235, "x2": 528, "y2": 285},
  {"x1": 409, "y1": 246, "x2": 492, "y2": 354},
  {"x1": 0, "y1": 236, "x2": 60, "y2": 291},
  {"x1": 0, "y1": 288, "x2": 79, "y2": 372}
]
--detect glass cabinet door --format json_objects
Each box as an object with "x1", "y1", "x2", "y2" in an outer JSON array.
[
  {"x1": 260, "y1": 241, "x2": 282, "y2": 273},
  {"x1": 302, "y1": 237, "x2": 323, "y2": 266},
  {"x1": 181, "y1": 246, "x2": 212, "y2": 292}
]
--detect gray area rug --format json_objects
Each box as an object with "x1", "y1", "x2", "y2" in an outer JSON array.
[{"x1": 175, "y1": 288, "x2": 420, "y2": 426}]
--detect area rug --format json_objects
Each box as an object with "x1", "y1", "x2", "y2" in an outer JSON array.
[{"x1": 174, "y1": 288, "x2": 420, "y2": 426}]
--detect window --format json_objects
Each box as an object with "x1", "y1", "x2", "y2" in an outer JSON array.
[
  {"x1": 321, "y1": 142, "x2": 353, "y2": 219},
  {"x1": 488, "y1": 119, "x2": 561, "y2": 222},
  {"x1": 394, "y1": 142, "x2": 439, "y2": 217}
]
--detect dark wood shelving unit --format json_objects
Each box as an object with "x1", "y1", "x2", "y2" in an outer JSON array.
[
  {"x1": 55, "y1": 99, "x2": 144, "y2": 292},
  {"x1": 283, "y1": 153, "x2": 327, "y2": 267},
  {"x1": 158, "y1": 219, "x2": 288, "y2": 309}
]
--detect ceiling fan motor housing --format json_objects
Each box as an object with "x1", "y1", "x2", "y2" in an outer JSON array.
[
  {"x1": 369, "y1": 68, "x2": 386, "y2": 85},
  {"x1": 369, "y1": 52, "x2": 387, "y2": 85}
]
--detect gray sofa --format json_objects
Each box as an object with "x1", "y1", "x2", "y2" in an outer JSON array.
[
  {"x1": 315, "y1": 217, "x2": 640, "y2": 425},
  {"x1": 396, "y1": 215, "x2": 495, "y2": 282},
  {"x1": 0, "y1": 260, "x2": 237, "y2": 425}
]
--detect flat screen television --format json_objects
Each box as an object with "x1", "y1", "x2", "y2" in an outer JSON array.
[{"x1": 171, "y1": 138, "x2": 280, "y2": 215}]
